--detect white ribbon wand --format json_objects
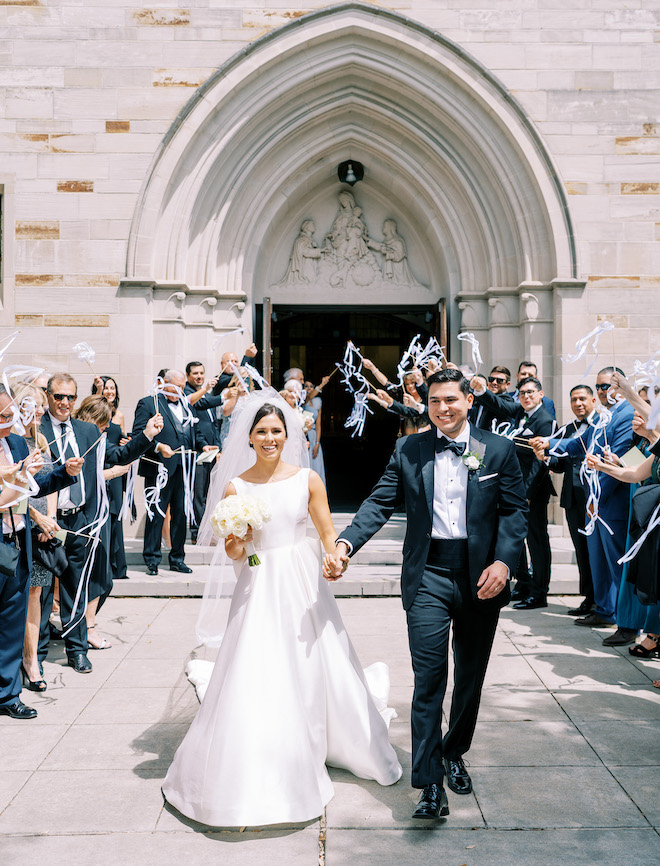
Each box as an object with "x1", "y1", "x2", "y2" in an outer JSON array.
[
  {"x1": 61, "y1": 436, "x2": 109, "y2": 638},
  {"x1": 457, "y1": 332, "x2": 482, "y2": 374},
  {"x1": 618, "y1": 501, "x2": 660, "y2": 566},
  {"x1": 73, "y1": 342, "x2": 97, "y2": 377},
  {"x1": 180, "y1": 445, "x2": 197, "y2": 524},
  {"x1": 561, "y1": 321, "x2": 614, "y2": 377},
  {"x1": 144, "y1": 463, "x2": 169, "y2": 521},
  {"x1": 243, "y1": 362, "x2": 268, "y2": 391},
  {"x1": 211, "y1": 327, "x2": 246, "y2": 352},
  {"x1": 118, "y1": 462, "x2": 137, "y2": 523}
]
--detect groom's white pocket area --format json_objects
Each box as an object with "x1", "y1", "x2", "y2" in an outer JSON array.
[{"x1": 478, "y1": 473, "x2": 499, "y2": 482}]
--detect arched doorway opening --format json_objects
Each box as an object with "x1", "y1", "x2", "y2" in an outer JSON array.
[{"x1": 257, "y1": 304, "x2": 440, "y2": 508}]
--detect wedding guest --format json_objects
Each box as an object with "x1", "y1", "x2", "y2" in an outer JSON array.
[
  {"x1": 586, "y1": 410, "x2": 660, "y2": 657},
  {"x1": 545, "y1": 385, "x2": 597, "y2": 617},
  {"x1": 91, "y1": 375, "x2": 125, "y2": 434},
  {"x1": 74, "y1": 395, "x2": 162, "y2": 645},
  {"x1": 0, "y1": 382, "x2": 83, "y2": 718},
  {"x1": 470, "y1": 366, "x2": 514, "y2": 431},
  {"x1": 39, "y1": 374, "x2": 106, "y2": 674},
  {"x1": 14, "y1": 382, "x2": 65, "y2": 692},
  {"x1": 304, "y1": 380, "x2": 326, "y2": 485},
  {"x1": 537, "y1": 368, "x2": 634, "y2": 628},
  {"x1": 184, "y1": 362, "x2": 223, "y2": 543},
  {"x1": 212, "y1": 343, "x2": 259, "y2": 395},
  {"x1": 133, "y1": 370, "x2": 194, "y2": 577},
  {"x1": 511, "y1": 362, "x2": 556, "y2": 419},
  {"x1": 471, "y1": 374, "x2": 555, "y2": 609}
]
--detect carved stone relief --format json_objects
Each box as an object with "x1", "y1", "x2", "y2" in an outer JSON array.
[{"x1": 275, "y1": 190, "x2": 427, "y2": 294}]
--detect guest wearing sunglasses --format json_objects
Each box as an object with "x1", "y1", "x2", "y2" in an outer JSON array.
[{"x1": 470, "y1": 366, "x2": 514, "y2": 430}]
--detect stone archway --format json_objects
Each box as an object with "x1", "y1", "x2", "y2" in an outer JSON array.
[{"x1": 120, "y1": 1, "x2": 581, "y2": 383}]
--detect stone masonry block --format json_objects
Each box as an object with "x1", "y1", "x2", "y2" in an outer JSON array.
[
  {"x1": 15, "y1": 220, "x2": 59, "y2": 239},
  {"x1": 44, "y1": 315, "x2": 110, "y2": 328},
  {"x1": 131, "y1": 9, "x2": 190, "y2": 27},
  {"x1": 57, "y1": 181, "x2": 94, "y2": 192}
]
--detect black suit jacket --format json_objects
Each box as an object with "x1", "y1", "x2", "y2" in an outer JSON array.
[
  {"x1": 184, "y1": 383, "x2": 223, "y2": 450},
  {"x1": 469, "y1": 391, "x2": 516, "y2": 431},
  {"x1": 131, "y1": 394, "x2": 195, "y2": 478},
  {"x1": 340, "y1": 425, "x2": 528, "y2": 610},
  {"x1": 212, "y1": 354, "x2": 258, "y2": 396},
  {"x1": 473, "y1": 390, "x2": 555, "y2": 502},
  {"x1": 104, "y1": 422, "x2": 153, "y2": 514},
  {"x1": 40, "y1": 415, "x2": 103, "y2": 522}
]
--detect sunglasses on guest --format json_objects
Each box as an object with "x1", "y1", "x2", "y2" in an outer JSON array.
[
  {"x1": 49, "y1": 392, "x2": 78, "y2": 402},
  {"x1": 595, "y1": 383, "x2": 611, "y2": 392},
  {"x1": 488, "y1": 376, "x2": 508, "y2": 384}
]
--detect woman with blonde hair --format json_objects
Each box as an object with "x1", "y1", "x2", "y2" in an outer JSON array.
[{"x1": 13, "y1": 382, "x2": 64, "y2": 690}]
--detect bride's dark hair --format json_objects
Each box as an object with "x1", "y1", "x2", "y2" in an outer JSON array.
[{"x1": 249, "y1": 403, "x2": 288, "y2": 436}]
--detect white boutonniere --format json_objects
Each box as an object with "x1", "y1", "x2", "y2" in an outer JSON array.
[{"x1": 462, "y1": 451, "x2": 484, "y2": 472}]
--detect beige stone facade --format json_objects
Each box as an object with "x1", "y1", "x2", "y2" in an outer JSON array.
[{"x1": 0, "y1": 0, "x2": 659, "y2": 422}]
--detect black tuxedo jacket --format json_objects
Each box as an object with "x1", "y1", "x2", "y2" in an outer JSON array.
[
  {"x1": 104, "y1": 422, "x2": 153, "y2": 514},
  {"x1": 469, "y1": 391, "x2": 516, "y2": 431},
  {"x1": 212, "y1": 354, "x2": 258, "y2": 396},
  {"x1": 184, "y1": 382, "x2": 223, "y2": 450},
  {"x1": 473, "y1": 390, "x2": 555, "y2": 502},
  {"x1": 40, "y1": 415, "x2": 103, "y2": 521},
  {"x1": 340, "y1": 425, "x2": 528, "y2": 610},
  {"x1": 131, "y1": 394, "x2": 195, "y2": 478}
]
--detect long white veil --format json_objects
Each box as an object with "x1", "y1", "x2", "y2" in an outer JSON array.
[{"x1": 195, "y1": 388, "x2": 309, "y2": 647}]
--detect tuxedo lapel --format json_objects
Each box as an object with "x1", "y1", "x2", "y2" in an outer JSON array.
[
  {"x1": 39, "y1": 414, "x2": 59, "y2": 464},
  {"x1": 466, "y1": 427, "x2": 487, "y2": 512},
  {"x1": 419, "y1": 430, "x2": 435, "y2": 523}
]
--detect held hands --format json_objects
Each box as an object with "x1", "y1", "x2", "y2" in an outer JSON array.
[
  {"x1": 476, "y1": 561, "x2": 508, "y2": 600},
  {"x1": 33, "y1": 512, "x2": 61, "y2": 541},
  {"x1": 322, "y1": 543, "x2": 350, "y2": 582},
  {"x1": 144, "y1": 413, "x2": 164, "y2": 439}
]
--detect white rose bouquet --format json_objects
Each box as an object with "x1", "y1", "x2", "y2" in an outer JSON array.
[{"x1": 210, "y1": 494, "x2": 271, "y2": 566}]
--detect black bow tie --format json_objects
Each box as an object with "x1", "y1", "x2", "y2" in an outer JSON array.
[{"x1": 435, "y1": 438, "x2": 466, "y2": 457}]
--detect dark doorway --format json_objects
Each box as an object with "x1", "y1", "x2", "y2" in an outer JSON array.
[{"x1": 255, "y1": 305, "x2": 443, "y2": 510}]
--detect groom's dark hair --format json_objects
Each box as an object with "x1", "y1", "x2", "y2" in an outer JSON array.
[{"x1": 426, "y1": 368, "x2": 471, "y2": 396}]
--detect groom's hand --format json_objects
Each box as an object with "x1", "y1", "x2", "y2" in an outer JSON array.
[
  {"x1": 476, "y1": 561, "x2": 508, "y2": 600},
  {"x1": 323, "y1": 543, "x2": 350, "y2": 582}
]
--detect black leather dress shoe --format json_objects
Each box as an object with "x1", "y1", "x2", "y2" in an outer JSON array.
[
  {"x1": 602, "y1": 628, "x2": 638, "y2": 646},
  {"x1": 513, "y1": 596, "x2": 548, "y2": 610},
  {"x1": 575, "y1": 613, "x2": 615, "y2": 627},
  {"x1": 510, "y1": 588, "x2": 527, "y2": 601},
  {"x1": 0, "y1": 700, "x2": 37, "y2": 719},
  {"x1": 68, "y1": 652, "x2": 93, "y2": 674},
  {"x1": 146, "y1": 565, "x2": 158, "y2": 576},
  {"x1": 567, "y1": 600, "x2": 594, "y2": 616},
  {"x1": 412, "y1": 784, "x2": 449, "y2": 819},
  {"x1": 169, "y1": 562, "x2": 193, "y2": 574},
  {"x1": 443, "y1": 757, "x2": 472, "y2": 795}
]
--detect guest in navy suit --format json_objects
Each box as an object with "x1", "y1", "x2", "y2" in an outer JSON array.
[
  {"x1": 0, "y1": 383, "x2": 83, "y2": 719},
  {"x1": 39, "y1": 374, "x2": 106, "y2": 674},
  {"x1": 327, "y1": 369, "x2": 528, "y2": 819},
  {"x1": 541, "y1": 367, "x2": 634, "y2": 626}
]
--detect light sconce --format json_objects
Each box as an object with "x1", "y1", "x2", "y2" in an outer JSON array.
[{"x1": 337, "y1": 160, "x2": 364, "y2": 186}]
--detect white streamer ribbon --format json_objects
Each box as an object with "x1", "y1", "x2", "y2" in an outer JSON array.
[
  {"x1": 151, "y1": 378, "x2": 198, "y2": 429},
  {"x1": 61, "y1": 435, "x2": 109, "y2": 638},
  {"x1": 180, "y1": 445, "x2": 197, "y2": 524},
  {"x1": 457, "y1": 332, "x2": 482, "y2": 373},
  {"x1": 577, "y1": 410, "x2": 614, "y2": 537},
  {"x1": 211, "y1": 327, "x2": 246, "y2": 352},
  {"x1": 118, "y1": 462, "x2": 137, "y2": 523},
  {"x1": 144, "y1": 463, "x2": 168, "y2": 520},
  {"x1": 243, "y1": 362, "x2": 268, "y2": 390},
  {"x1": 336, "y1": 341, "x2": 374, "y2": 438},
  {"x1": 72, "y1": 341, "x2": 95, "y2": 366},
  {"x1": 561, "y1": 321, "x2": 614, "y2": 376},
  {"x1": 618, "y1": 500, "x2": 660, "y2": 566}
]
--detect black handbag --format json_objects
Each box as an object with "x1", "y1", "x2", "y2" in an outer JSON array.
[
  {"x1": 0, "y1": 511, "x2": 20, "y2": 578},
  {"x1": 31, "y1": 532, "x2": 68, "y2": 578}
]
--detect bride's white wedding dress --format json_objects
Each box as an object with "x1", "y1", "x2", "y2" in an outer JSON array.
[{"x1": 162, "y1": 469, "x2": 402, "y2": 827}]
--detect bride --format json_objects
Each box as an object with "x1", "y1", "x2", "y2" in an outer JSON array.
[{"x1": 162, "y1": 390, "x2": 402, "y2": 828}]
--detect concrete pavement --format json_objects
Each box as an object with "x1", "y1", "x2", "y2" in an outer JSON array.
[{"x1": 1, "y1": 596, "x2": 659, "y2": 864}]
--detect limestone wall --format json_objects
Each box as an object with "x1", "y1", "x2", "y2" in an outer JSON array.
[{"x1": 0, "y1": 0, "x2": 658, "y2": 423}]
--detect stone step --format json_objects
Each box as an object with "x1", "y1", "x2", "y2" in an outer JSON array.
[{"x1": 112, "y1": 561, "x2": 580, "y2": 599}]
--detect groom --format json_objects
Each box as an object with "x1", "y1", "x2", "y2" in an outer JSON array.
[{"x1": 328, "y1": 369, "x2": 527, "y2": 818}]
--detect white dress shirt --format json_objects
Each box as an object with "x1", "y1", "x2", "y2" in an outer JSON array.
[
  {"x1": 168, "y1": 400, "x2": 184, "y2": 425},
  {"x1": 48, "y1": 412, "x2": 85, "y2": 510},
  {"x1": 432, "y1": 424, "x2": 471, "y2": 539}
]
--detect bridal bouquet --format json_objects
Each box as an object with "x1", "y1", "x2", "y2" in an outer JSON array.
[{"x1": 210, "y1": 495, "x2": 271, "y2": 566}]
